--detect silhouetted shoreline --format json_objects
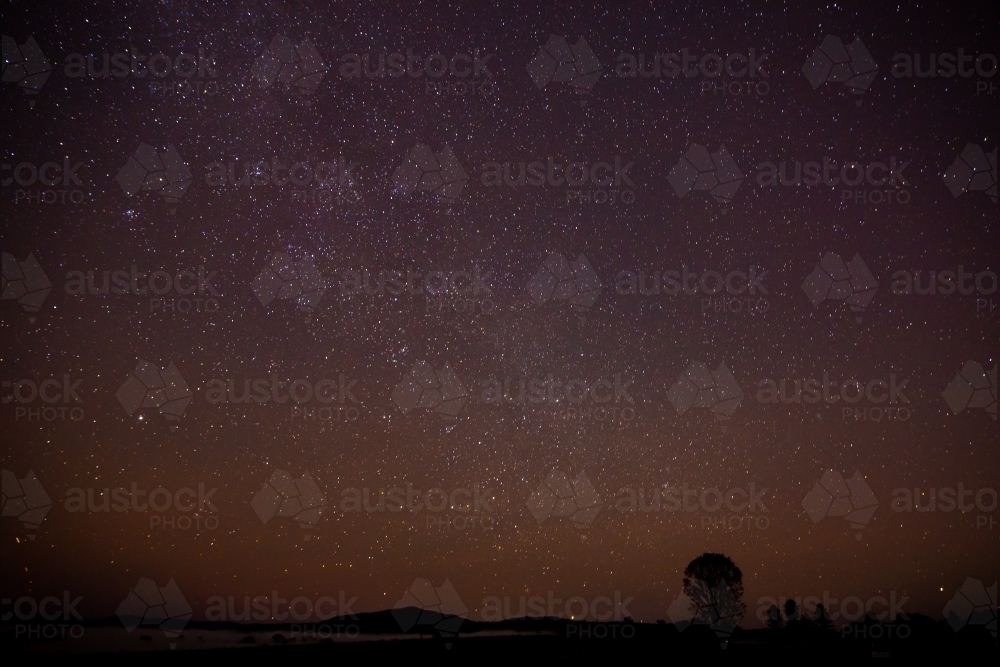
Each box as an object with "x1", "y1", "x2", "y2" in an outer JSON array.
[{"x1": 3, "y1": 608, "x2": 996, "y2": 661}]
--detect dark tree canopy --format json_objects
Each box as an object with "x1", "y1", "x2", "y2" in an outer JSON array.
[
  {"x1": 766, "y1": 604, "x2": 785, "y2": 630},
  {"x1": 812, "y1": 603, "x2": 835, "y2": 632},
  {"x1": 683, "y1": 552, "x2": 746, "y2": 601},
  {"x1": 784, "y1": 598, "x2": 799, "y2": 621},
  {"x1": 681, "y1": 552, "x2": 747, "y2": 631}
]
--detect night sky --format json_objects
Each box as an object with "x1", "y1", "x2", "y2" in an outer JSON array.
[{"x1": 2, "y1": 0, "x2": 997, "y2": 637}]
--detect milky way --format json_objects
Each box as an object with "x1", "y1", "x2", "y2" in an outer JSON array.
[{"x1": 1, "y1": 0, "x2": 997, "y2": 639}]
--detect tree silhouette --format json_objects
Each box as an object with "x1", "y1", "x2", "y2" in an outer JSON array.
[
  {"x1": 783, "y1": 599, "x2": 800, "y2": 625},
  {"x1": 683, "y1": 552, "x2": 746, "y2": 602},
  {"x1": 681, "y1": 553, "x2": 747, "y2": 648},
  {"x1": 811, "y1": 603, "x2": 835, "y2": 633},
  {"x1": 766, "y1": 604, "x2": 784, "y2": 631}
]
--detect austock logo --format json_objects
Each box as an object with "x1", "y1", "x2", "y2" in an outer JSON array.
[
  {"x1": 1, "y1": 34, "x2": 52, "y2": 106},
  {"x1": 395, "y1": 365, "x2": 636, "y2": 426},
  {"x1": 480, "y1": 591, "x2": 634, "y2": 629},
  {"x1": 3, "y1": 157, "x2": 87, "y2": 205},
  {"x1": 757, "y1": 372, "x2": 911, "y2": 424},
  {"x1": 1, "y1": 252, "x2": 52, "y2": 319},
  {"x1": 340, "y1": 265, "x2": 493, "y2": 317},
  {"x1": 205, "y1": 374, "x2": 360, "y2": 424},
  {"x1": 615, "y1": 483, "x2": 770, "y2": 532},
  {"x1": 667, "y1": 143, "x2": 744, "y2": 212},
  {"x1": 253, "y1": 35, "x2": 328, "y2": 99},
  {"x1": 667, "y1": 360, "x2": 743, "y2": 427},
  {"x1": 64, "y1": 264, "x2": 222, "y2": 316},
  {"x1": 756, "y1": 591, "x2": 910, "y2": 626},
  {"x1": 616, "y1": 265, "x2": 770, "y2": 316},
  {"x1": 204, "y1": 155, "x2": 360, "y2": 206},
  {"x1": 890, "y1": 266, "x2": 996, "y2": 304},
  {"x1": 801, "y1": 252, "x2": 879, "y2": 320},
  {"x1": 755, "y1": 155, "x2": 912, "y2": 205},
  {"x1": 63, "y1": 46, "x2": 218, "y2": 98},
  {"x1": 393, "y1": 578, "x2": 468, "y2": 646},
  {"x1": 667, "y1": 579, "x2": 745, "y2": 648},
  {"x1": 480, "y1": 373, "x2": 635, "y2": 426},
  {"x1": 942, "y1": 361, "x2": 997, "y2": 421},
  {"x1": 204, "y1": 591, "x2": 359, "y2": 625},
  {"x1": 527, "y1": 468, "x2": 602, "y2": 529},
  {"x1": 252, "y1": 36, "x2": 496, "y2": 100},
  {"x1": 340, "y1": 483, "x2": 495, "y2": 532},
  {"x1": 3, "y1": 375, "x2": 85, "y2": 422},
  {"x1": 801, "y1": 35, "x2": 878, "y2": 105},
  {"x1": 943, "y1": 143, "x2": 997, "y2": 203},
  {"x1": 943, "y1": 578, "x2": 997, "y2": 636},
  {"x1": 529, "y1": 472, "x2": 769, "y2": 532},
  {"x1": 1, "y1": 469, "x2": 52, "y2": 538},
  {"x1": 392, "y1": 360, "x2": 469, "y2": 420},
  {"x1": 527, "y1": 34, "x2": 602, "y2": 95},
  {"x1": 615, "y1": 47, "x2": 770, "y2": 98},
  {"x1": 892, "y1": 49, "x2": 998, "y2": 96},
  {"x1": 251, "y1": 469, "x2": 328, "y2": 538},
  {"x1": 116, "y1": 578, "x2": 192, "y2": 647},
  {"x1": 480, "y1": 156, "x2": 635, "y2": 205},
  {"x1": 392, "y1": 143, "x2": 468, "y2": 204},
  {"x1": 339, "y1": 48, "x2": 495, "y2": 99},
  {"x1": 64, "y1": 482, "x2": 219, "y2": 533},
  {"x1": 802, "y1": 470, "x2": 878, "y2": 540},
  {"x1": 890, "y1": 484, "x2": 997, "y2": 527},
  {"x1": 2, "y1": 591, "x2": 85, "y2": 640},
  {"x1": 253, "y1": 252, "x2": 495, "y2": 319},
  {"x1": 115, "y1": 143, "x2": 192, "y2": 211},
  {"x1": 116, "y1": 359, "x2": 193, "y2": 430},
  {"x1": 252, "y1": 252, "x2": 327, "y2": 316},
  {"x1": 527, "y1": 252, "x2": 602, "y2": 312}
]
